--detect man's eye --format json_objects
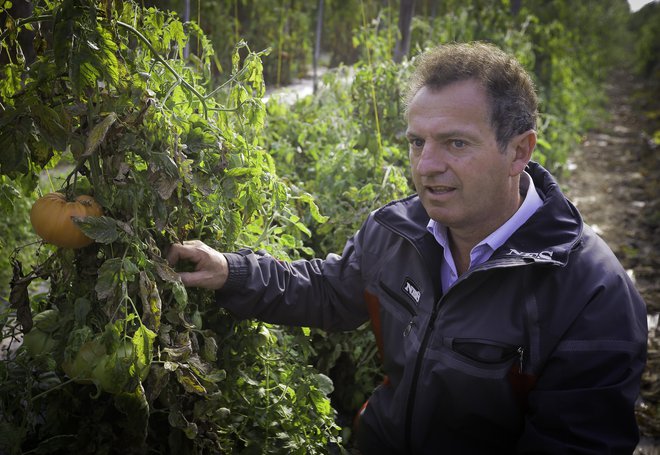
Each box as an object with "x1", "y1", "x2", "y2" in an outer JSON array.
[
  {"x1": 410, "y1": 138, "x2": 424, "y2": 148},
  {"x1": 451, "y1": 139, "x2": 466, "y2": 148}
]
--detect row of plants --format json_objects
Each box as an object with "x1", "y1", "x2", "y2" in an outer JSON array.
[
  {"x1": 630, "y1": 1, "x2": 660, "y2": 79},
  {"x1": 0, "y1": 1, "x2": 339, "y2": 453},
  {"x1": 132, "y1": 0, "x2": 636, "y2": 176}
]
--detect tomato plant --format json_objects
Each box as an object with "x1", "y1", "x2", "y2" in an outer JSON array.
[{"x1": 0, "y1": 1, "x2": 337, "y2": 453}]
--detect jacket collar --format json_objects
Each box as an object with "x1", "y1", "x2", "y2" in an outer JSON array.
[
  {"x1": 496, "y1": 161, "x2": 583, "y2": 267},
  {"x1": 373, "y1": 194, "x2": 444, "y2": 297},
  {"x1": 373, "y1": 161, "x2": 583, "y2": 268}
]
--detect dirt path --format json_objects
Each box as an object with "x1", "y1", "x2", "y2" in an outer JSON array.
[
  {"x1": 562, "y1": 72, "x2": 659, "y2": 310},
  {"x1": 560, "y1": 71, "x2": 660, "y2": 450}
]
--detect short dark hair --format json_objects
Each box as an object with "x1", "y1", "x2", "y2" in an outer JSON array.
[{"x1": 403, "y1": 42, "x2": 538, "y2": 151}]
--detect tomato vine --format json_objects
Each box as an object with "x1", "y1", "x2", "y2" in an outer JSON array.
[{"x1": 0, "y1": 1, "x2": 337, "y2": 453}]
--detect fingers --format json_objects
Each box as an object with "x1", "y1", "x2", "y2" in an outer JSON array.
[
  {"x1": 166, "y1": 240, "x2": 229, "y2": 290},
  {"x1": 166, "y1": 240, "x2": 203, "y2": 266}
]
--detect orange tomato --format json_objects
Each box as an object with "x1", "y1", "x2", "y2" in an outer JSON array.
[{"x1": 30, "y1": 192, "x2": 103, "y2": 248}]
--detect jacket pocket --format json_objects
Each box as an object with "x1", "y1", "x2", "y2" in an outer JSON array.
[
  {"x1": 379, "y1": 280, "x2": 417, "y2": 316},
  {"x1": 379, "y1": 280, "x2": 417, "y2": 337},
  {"x1": 443, "y1": 337, "x2": 523, "y2": 372}
]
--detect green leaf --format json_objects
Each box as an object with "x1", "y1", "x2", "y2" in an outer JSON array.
[
  {"x1": 311, "y1": 392, "x2": 331, "y2": 415},
  {"x1": 176, "y1": 366, "x2": 207, "y2": 395},
  {"x1": 74, "y1": 215, "x2": 121, "y2": 244},
  {"x1": 0, "y1": 109, "x2": 31, "y2": 176},
  {"x1": 299, "y1": 193, "x2": 328, "y2": 223},
  {"x1": 163, "y1": 18, "x2": 186, "y2": 60},
  {"x1": 168, "y1": 408, "x2": 199, "y2": 439},
  {"x1": 171, "y1": 281, "x2": 188, "y2": 309},
  {"x1": 132, "y1": 323, "x2": 156, "y2": 369},
  {"x1": 96, "y1": 25, "x2": 120, "y2": 86},
  {"x1": 84, "y1": 112, "x2": 118, "y2": 157},
  {"x1": 95, "y1": 258, "x2": 122, "y2": 301},
  {"x1": 121, "y1": 257, "x2": 140, "y2": 279},
  {"x1": 52, "y1": 3, "x2": 75, "y2": 67},
  {"x1": 30, "y1": 102, "x2": 68, "y2": 151},
  {"x1": 200, "y1": 333, "x2": 218, "y2": 363},
  {"x1": 73, "y1": 58, "x2": 101, "y2": 94},
  {"x1": 536, "y1": 138, "x2": 552, "y2": 150},
  {"x1": 0, "y1": 64, "x2": 22, "y2": 106},
  {"x1": 314, "y1": 373, "x2": 334, "y2": 396},
  {"x1": 113, "y1": 386, "x2": 150, "y2": 445},
  {"x1": 95, "y1": 257, "x2": 138, "y2": 301},
  {"x1": 139, "y1": 271, "x2": 161, "y2": 332},
  {"x1": 225, "y1": 167, "x2": 255, "y2": 178}
]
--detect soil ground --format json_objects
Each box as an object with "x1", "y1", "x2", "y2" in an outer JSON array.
[{"x1": 560, "y1": 70, "x2": 660, "y2": 452}]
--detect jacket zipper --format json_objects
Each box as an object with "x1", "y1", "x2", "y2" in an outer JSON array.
[
  {"x1": 378, "y1": 236, "x2": 438, "y2": 452},
  {"x1": 404, "y1": 302, "x2": 438, "y2": 451}
]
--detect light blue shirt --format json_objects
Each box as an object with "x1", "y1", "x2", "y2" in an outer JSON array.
[{"x1": 427, "y1": 171, "x2": 544, "y2": 291}]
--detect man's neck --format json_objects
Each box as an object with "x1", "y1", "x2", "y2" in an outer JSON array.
[{"x1": 448, "y1": 191, "x2": 523, "y2": 276}]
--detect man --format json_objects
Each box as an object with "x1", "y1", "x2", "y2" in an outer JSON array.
[{"x1": 167, "y1": 42, "x2": 647, "y2": 453}]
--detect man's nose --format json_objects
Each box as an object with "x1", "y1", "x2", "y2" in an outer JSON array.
[{"x1": 415, "y1": 143, "x2": 447, "y2": 175}]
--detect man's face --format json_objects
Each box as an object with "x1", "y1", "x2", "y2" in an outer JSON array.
[{"x1": 406, "y1": 80, "x2": 525, "y2": 240}]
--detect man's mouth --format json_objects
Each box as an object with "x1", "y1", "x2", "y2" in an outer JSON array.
[{"x1": 426, "y1": 185, "x2": 455, "y2": 195}]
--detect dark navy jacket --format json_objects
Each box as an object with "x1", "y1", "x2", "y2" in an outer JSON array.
[{"x1": 219, "y1": 162, "x2": 647, "y2": 453}]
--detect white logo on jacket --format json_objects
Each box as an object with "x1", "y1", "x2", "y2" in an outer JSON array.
[
  {"x1": 507, "y1": 249, "x2": 554, "y2": 261},
  {"x1": 403, "y1": 279, "x2": 421, "y2": 303}
]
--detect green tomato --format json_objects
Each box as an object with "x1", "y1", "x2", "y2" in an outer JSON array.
[
  {"x1": 62, "y1": 339, "x2": 106, "y2": 383},
  {"x1": 22, "y1": 328, "x2": 57, "y2": 357},
  {"x1": 62, "y1": 338, "x2": 151, "y2": 393},
  {"x1": 93, "y1": 341, "x2": 151, "y2": 394},
  {"x1": 90, "y1": 354, "x2": 121, "y2": 394},
  {"x1": 115, "y1": 340, "x2": 150, "y2": 381},
  {"x1": 32, "y1": 308, "x2": 60, "y2": 333}
]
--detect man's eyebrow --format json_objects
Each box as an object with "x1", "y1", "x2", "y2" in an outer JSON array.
[{"x1": 405, "y1": 129, "x2": 479, "y2": 140}]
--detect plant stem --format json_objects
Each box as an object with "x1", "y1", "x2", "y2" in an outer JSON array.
[
  {"x1": 116, "y1": 21, "x2": 209, "y2": 119},
  {"x1": 359, "y1": 0, "x2": 384, "y2": 161},
  {"x1": 31, "y1": 376, "x2": 78, "y2": 401},
  {"x1": 0, "y1": 15, "x2": 53, "y2": 42}
]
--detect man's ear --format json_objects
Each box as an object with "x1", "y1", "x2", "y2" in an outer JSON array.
[{"x1": 509, "y1": 130, "x2": 537, "y2": 176}]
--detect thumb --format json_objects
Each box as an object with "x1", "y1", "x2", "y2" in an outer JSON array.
[
  {"x1": 177, "y1": 271, "x2": 201, "y2": 288},
  {"x1": 178, "y1": 266, "x2": 227, "y2": 290}
]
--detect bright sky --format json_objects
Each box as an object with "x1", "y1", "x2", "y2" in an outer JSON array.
[{"x1": 628, "y1": 0, "x2": 656, "y2": 11}]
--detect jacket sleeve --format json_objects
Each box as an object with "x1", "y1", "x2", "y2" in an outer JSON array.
[
  {"x1": 213, "y1": 226, "x2": 371, "y2": 332},
  {"x1": 517, "y1": 235, "x2": 648, "y2": 453}
]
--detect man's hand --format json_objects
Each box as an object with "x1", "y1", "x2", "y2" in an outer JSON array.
[{"x1": 166, "y1": 240, "x2": 229, "y2": 290}]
